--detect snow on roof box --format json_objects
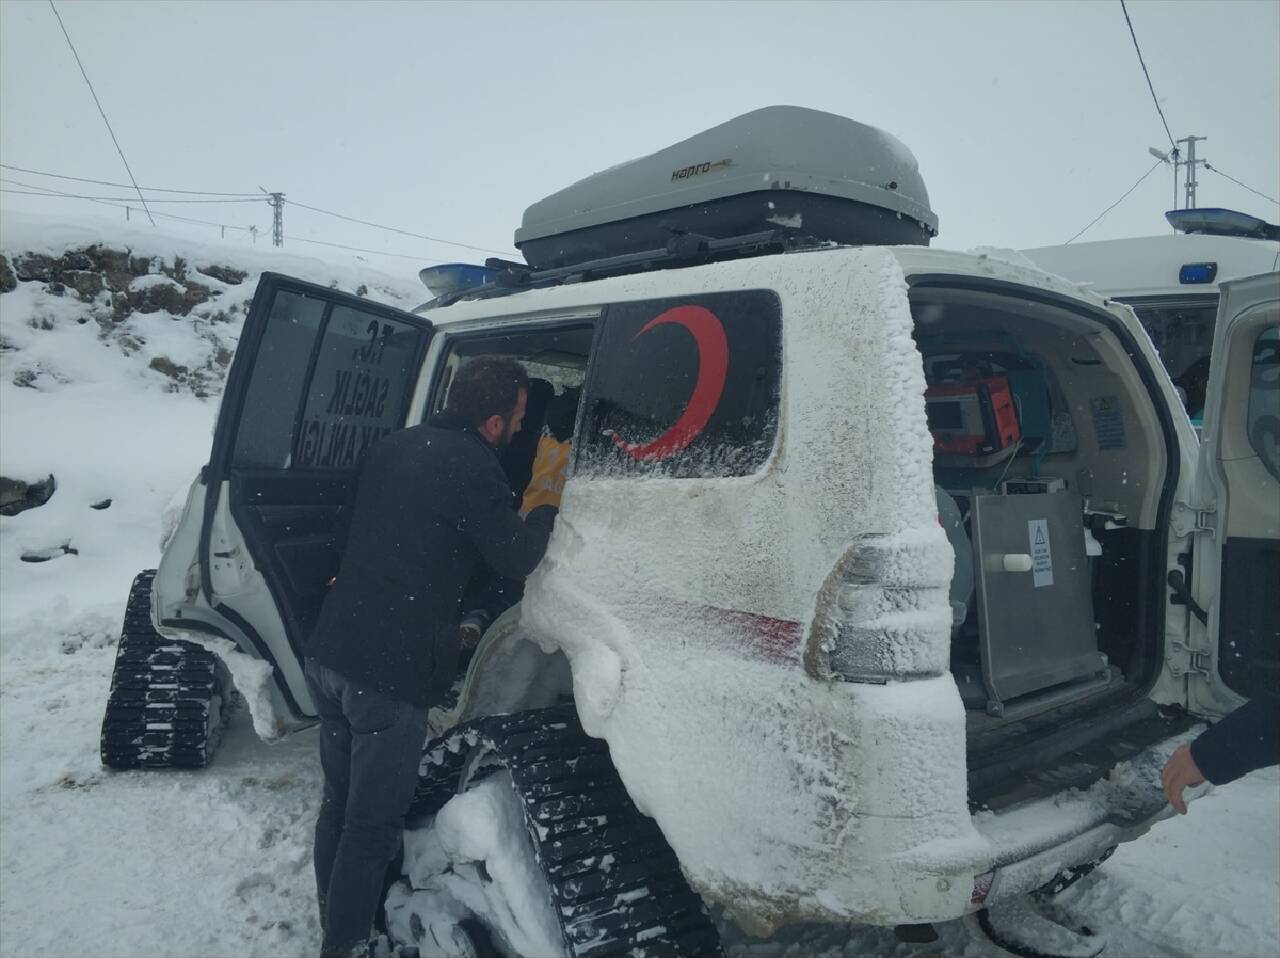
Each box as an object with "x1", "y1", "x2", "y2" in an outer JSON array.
[{"x1": 514, "y1": 105, "x2": 938, "y2": 270}]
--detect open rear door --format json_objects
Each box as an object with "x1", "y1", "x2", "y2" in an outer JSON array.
[
  {"x1": 1186, "y1": 271, "x2": 1280, "y2": 717},
  {"x1": 161, "y1": 273, "x2": 433, "y2": 729}
]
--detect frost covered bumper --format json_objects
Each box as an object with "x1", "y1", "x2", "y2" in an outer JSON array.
[{"x1": 969, "y1": 727, "x2": 1203, "y2": 910}]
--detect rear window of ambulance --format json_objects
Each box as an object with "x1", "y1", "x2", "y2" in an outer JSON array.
[{"x1": 576, "y1": 290, "x2": 782, "y2": 478}]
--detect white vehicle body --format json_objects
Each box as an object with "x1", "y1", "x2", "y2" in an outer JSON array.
[
  {"x1": 1024, "y1": 231, "x2": 1280, "y2": 427},
  {"x1": 1023, "y1": 233, "x2": 1279, "y2": 301},
  {"x1": 143, "y1": 242, "x2": 1277, "y2": 933}
]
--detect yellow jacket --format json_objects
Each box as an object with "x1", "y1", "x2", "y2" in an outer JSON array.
[{"x1": 520, "y1": 434, "x2": 571, "y2": 514}]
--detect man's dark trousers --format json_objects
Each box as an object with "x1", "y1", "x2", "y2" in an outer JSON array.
[{"x1": 305, "y1": 657, "x2": 430, "y2": 957}]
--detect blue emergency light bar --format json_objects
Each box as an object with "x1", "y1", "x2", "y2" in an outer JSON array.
[
  {"x1": 1179, "y1": 262, "x2": 1218, "y2": 285},
  {"x1": 418, "y1": 263, "x2": 501, "y2": 299}
]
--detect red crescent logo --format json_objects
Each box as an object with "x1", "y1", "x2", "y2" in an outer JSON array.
[{"x1": 610, "y1": 305, "x2": 729, "y2": 462}]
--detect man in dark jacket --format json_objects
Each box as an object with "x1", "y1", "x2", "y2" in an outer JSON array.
[
  {"x1": 304, "y1": 357, "x2": 557, "y2": 957},
  {"x1": 1162, "y1": 695, "x2": 1280, "y2": 814}
]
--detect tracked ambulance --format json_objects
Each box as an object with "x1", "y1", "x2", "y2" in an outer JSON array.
[{"x1": 100, "y1": 106, "x2": 1279, "y2": 955}]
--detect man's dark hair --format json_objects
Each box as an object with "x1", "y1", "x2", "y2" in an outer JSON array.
[{"x1": 445, "y1": 357, "x2": 530, "y2": 428}]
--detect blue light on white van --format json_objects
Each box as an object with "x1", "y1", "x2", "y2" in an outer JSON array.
[
  {"x1": 1179, "y1": 262, "x2": 1218, "y2": 285},
  {"x1": 419, "y1": 263, "x2": 500, "y2": 298}
]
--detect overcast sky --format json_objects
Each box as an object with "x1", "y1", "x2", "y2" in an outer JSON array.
[{"x1": 1, "y1": 0, "x2": 1277, "y2": 281}]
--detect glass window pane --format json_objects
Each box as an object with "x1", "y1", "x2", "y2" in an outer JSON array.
[
  {"x1": 293, "y1": 305, "x2": 424, "y2": 470},
  {"x1": 1247, "y1": 326, "x2": 1280, "y2": 481},
  {"x1": 577, "y1": 291, "x2": 781, "y2": 479},
  {"x1": 1130, "y1": 301, "x2": 1218, "y2": 419},
  {"x1": 231, "y1": 291, "x2": 325, "y2": 468}
]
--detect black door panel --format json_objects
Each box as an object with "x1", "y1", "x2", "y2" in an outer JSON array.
[
  {"x1": 275, "y1": 536, "x2": 342, "y2": 599},
  {"x1": 253, "y1": 503, "x2": 351, "y2": 539},
  {"x1": 230, "y1": 471, "x2": 356, "y2": 645},
  {"x1": 1218, "y1": 536, "x2": 1280, "y2": 700},
  {"x1": 201, "y1": 274, "x2": 433, "y2": 720}
]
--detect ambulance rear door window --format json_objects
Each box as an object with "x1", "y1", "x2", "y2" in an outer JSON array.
[
  {"x1": 231, "y1": 290, "x2": 326, "y2": 468},
  {"x1": 577, "y1": 290, "x2": 781, "y2": 478},
  {"x1": 293, "y1": 305, "x2": 423, "y2": 469}
]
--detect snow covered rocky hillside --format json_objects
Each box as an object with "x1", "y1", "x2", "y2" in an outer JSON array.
[{"x1": 0, "y1": 212, "x2": 1276, "y2": 958}]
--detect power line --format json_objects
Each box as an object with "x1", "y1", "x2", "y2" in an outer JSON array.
[
  {"x1": 2, "y1": 192, "x2": 254, "y2": 231},
  {"x1": 5, "y1": 183, "x2": 468, "y2": 261},
  {"x1": 1, "y1": 161, "x2": 514, "y2": 256},
  {"x1": 2, "y1": 179, "x2": 445, "y2": 256},
  {"x1": 1203, "y1": 163, "x2": 1279, "y2": 207},
  {"x1": 286, "y1": 199, "x2": 513, "y2": 257},
  {"x1": 131, "y1": 209, "x2": 255, "y2": 231},
  {"x1": 0, "y1": 180, "x2": 257, "y2": 232},
  {"x1": 47, "y1": 0, "x2": 155, "y2": 227},
  {"x1": 1, "y1": 175, "x2": 262, "y2": 205},
  {"x1": 1065, "y1": 158, "x2": 1164, "y2": 244},
  {"x1": 0, "y1": 162, "x2": 260, "y2": 197},
  {"x1": 1119, "y1": 0, "x2": 1177, "y2": 153},
  {"x1": 286, "y1": 234, "x2": 451, "y2": 263},
  {"x1": 117, "y1": 206, "x2": 256, "y2": 231},
  {"x1": 2, "y1": 166, "x2": 501, "y2": 261},
  {"x1": 0, "y1": 187, "x2": 264, "y2": 205}
]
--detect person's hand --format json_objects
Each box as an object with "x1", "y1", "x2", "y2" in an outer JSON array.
[{"x1": 1161, "y1": 743, "x2": 1206, "y2": 814}]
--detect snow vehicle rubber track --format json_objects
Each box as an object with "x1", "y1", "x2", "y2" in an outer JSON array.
[
  {"x1": 100, "y1": 570, "x2": 226, "y2": 769},
  {"x1": 1036, "y1": 845, "x2": 1115, "y2": 897},
  {"x1": 409, "y1": 704, "x2": 724, "y2": 958}
]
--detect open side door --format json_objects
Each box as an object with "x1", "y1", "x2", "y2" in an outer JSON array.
[
  {"x1": 1187, "y1": 271, "x2": 1280, "y2": 718},
  {"x1": 165, "y1": 273, "x2": 433, "y2": 726}
]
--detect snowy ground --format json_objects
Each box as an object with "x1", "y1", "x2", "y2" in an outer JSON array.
[
  {"x1": 2, "y1": 651, "x2": 1277, "y2": 958},
  {"x1": 1, "y1": 213, "x2": 1277, "y2": 958}
]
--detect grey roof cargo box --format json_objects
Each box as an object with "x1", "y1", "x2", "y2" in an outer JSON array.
[{"x1": 515, "y1": 106, "x2": 938, "y2": 270}]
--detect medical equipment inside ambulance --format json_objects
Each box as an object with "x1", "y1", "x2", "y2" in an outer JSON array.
[
  {"x1": 925, "y1": 361, "x2": 1022, "y2": 466},
  {"x1": 925, "y1": 352, "x2": 1111, "y2": 720}
]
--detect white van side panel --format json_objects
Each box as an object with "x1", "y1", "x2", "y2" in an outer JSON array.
[{"x1": 1021, "y1": 233, "x2": 1280, "y2": 299}]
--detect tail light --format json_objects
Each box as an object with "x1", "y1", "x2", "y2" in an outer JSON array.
[
  {"x1": 971, "y1": 870, "x2": 995, "y2": 905},
  {"x1": 806, "y1": 530, "x2": 953, "y2": 683}
]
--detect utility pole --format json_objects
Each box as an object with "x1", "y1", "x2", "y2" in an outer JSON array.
[
  {"x1": 270, "y1": 192, "x2": 285, "y2": 247},
  {"x1": 259, "y1": 187, "x2": 285, "y2": 247},
  {"x1": 1177, "y1": 135, "x2": 1206, "y2": 210}
]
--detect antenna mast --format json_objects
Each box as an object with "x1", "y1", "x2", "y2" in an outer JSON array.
[{"x1": 1177, "y1": 135, "x2": 1207, "y2": 209}]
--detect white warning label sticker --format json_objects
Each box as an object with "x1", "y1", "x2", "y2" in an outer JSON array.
[{"x1": 1028, "y1": 518, "x2": 1054, "y2": 588}]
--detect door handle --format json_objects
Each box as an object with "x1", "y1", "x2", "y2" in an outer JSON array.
[{"x1": 1002, "y1": 553, "x2": 1034, "y2": 573}]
